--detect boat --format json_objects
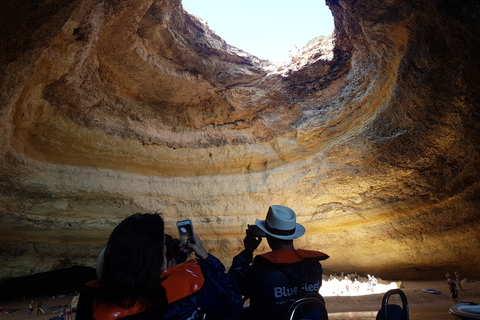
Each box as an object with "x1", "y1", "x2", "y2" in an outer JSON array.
[
  {"x1": 43, "y1": 305, "x2": 61, "y2": 312},
  {"x1": 422, "y1": 288, "x2": 441, "y2": 294},
  {"x1": 4, "y1": 308, "x2": 18, "y2": 314},
  {"x1": 450, "y1": 302, "x2": 480, "y2": 319}
]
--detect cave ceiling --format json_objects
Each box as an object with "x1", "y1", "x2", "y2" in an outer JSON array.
[{"x1": 0, "y1": 0, "x2": 479, "y2": 281}]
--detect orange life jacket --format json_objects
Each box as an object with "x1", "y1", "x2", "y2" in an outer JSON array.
[{"x1": 91, "y1": 260, "x2": 205, "y2": 320}]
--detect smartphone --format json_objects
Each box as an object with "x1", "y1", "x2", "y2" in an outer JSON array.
[
  {"x1": 248, "y1": 224, "x2": 267, "y2": 238},
  {"x1": 177, "y1": 220, "x2": 195, "y2": 252}
]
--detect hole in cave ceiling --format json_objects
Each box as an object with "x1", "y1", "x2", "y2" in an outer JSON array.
[{"x1": 182, "y1": 0, "x2": 334, "y2": 64}]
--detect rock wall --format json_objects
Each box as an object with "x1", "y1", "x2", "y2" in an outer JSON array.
[{"x1": 1, "y1": 0, "x2": 479, "y2": 281}]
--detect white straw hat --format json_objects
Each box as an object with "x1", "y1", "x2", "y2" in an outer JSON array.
[{"x1": 256, "y1": 205, "x2": 305, "y2": 240}]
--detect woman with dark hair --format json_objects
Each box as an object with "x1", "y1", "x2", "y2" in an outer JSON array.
[
  {"x1": 96, "y1": 213, "x2": 168, "y2": 314},
  {"x1": 76, "y1": 213, "x2": 168, "y2": 320},
  {"x1": 76, "y1": 213, "x2": 242, "y2": 320},
  {"x1": 76, "y1": 213, "x2": 169, "y2": 319}
]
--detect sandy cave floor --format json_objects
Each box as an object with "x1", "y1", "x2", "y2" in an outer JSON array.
[{"x1": 0, "y1": 280, "x2": 478, "y2": 320}]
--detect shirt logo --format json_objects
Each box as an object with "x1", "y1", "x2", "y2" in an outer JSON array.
[{"x1": 274, "y1": 281, "x2": 320, "y2": 298}]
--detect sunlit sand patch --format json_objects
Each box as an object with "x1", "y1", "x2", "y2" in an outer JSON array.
[{"x1": 320, "y1": 274, "x2": 400, "y2": 297}]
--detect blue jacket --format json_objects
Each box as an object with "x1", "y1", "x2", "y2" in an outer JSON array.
[
  {"x1": 76, "y1": 254, "x2": 242, "y2": 320},
  {"x1": 229, "y1": 249, "x2": 329, "y2": 320},
  {"x1": 163, "y1": 254, "x2": 242, "y2": 320}
]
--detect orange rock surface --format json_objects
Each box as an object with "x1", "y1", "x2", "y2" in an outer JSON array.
[{"x1": 1, "y1": 0, "x2": 479, "y2": 281}]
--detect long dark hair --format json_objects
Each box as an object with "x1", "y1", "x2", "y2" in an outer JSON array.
[{"x1": 97, "y1": 213, "x2": 167, "y2": 310}]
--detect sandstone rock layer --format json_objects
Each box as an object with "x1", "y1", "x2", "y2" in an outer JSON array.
[{"x1": 1, "y1": 0, "x2": 479, "y2": 281}]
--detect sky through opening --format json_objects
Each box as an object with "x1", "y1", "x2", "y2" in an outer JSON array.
[{"x1": 182, "y1": 0, "x2": 334, "y2": 64}]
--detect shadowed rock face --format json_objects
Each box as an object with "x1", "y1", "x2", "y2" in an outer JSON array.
[{"x1": 1, "y1": 0, "x2": 479, "y2": 281}]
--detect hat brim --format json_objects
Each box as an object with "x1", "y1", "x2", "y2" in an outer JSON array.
[{"x1": 255, "y1": 220, "x2": 305, "y2": 240}]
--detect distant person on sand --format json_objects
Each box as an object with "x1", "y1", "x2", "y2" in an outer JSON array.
[
  {"x1": 449, "y1": 280, "x2": 459, "y2": 303},
  {"x1": 36, "y1": 300, "x2": 43, "y2": 316},
  {"x1": 455, "y1": 271, "x2": 464, "y2": 290},
  {"x1": 27, "y1": 300, "x2": 33, "y2": 317},
  {"x1": 229, "y1": 205, "x2": 329, "y2": 320},
  {"x1": 446, "y1": 271, "x2": 459, "y2": 303},
  {"x1": 65, "y1": 305, "x2": 72, "y2": 320}
]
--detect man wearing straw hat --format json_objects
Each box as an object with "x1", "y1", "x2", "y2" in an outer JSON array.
[{"x1": 229, "y1": 205, "x2": 329, "y2": 320}]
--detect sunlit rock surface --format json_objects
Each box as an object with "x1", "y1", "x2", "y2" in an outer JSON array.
[{"x1": 1, "y1": 0, "x2": 479, "y2": 282}]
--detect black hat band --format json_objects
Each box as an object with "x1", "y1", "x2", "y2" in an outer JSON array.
[{"x1": 265, "y1": 222, "x2": 295, "y2": 236}]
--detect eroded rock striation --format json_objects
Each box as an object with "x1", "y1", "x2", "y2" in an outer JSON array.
[{"x1": 1, "y1": 0, "x2": 479, "y2": 281}]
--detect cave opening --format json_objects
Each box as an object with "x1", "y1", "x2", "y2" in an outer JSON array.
[{"x1": 182, "y1": 0, "x2": 334, "y2": 64}]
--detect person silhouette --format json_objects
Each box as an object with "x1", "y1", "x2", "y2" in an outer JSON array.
[{"x1": 229, "y1": 205, "x2": 329, "y2": 320}]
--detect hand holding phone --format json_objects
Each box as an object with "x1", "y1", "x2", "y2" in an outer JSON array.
[
  {"x1": 244, "y1": 225, "x2": 263, "y2": 253},
  {"x1": 248, "y1": 224, "x2": 267, "y2": 238},
  {"x1": 177, "y1": 220, "x2": 196, "y2": 253},
  {"x1": 188, "y1": 234, "x2": 208, "y2": 260}
]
